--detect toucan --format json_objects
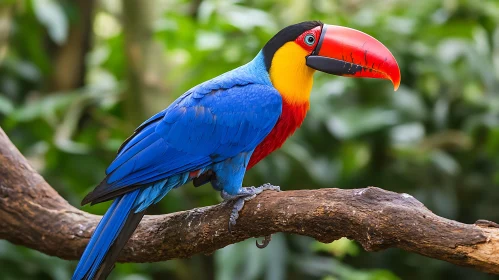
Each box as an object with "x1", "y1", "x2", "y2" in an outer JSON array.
[{"x1": 72, "y1": 21, "x2": 400, "y2": 280}]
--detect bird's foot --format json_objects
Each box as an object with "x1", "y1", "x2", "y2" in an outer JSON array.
[
  {"x1": 221, "y1": 183, "x2": 280, "y2": 248},
  {"x1": 256, "y1": 235, "x2": 272, "y2": 249}
]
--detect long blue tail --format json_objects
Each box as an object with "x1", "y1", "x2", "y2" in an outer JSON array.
[{"x1": 72, "y1": 189, "x2": 144, "y2": 280}]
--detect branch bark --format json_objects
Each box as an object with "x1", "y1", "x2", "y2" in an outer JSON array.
[{"x1": 0, "y1": 126, "x2": 498, "y2": 274}]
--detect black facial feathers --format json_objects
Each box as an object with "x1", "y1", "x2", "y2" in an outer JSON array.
[{"x1": 262, "y1": 21, "x2": 323, "y2": 71}]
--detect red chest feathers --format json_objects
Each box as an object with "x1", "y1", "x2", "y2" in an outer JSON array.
[{"x1": 247, "y1": 101, "x2": 309, "y2": 169}]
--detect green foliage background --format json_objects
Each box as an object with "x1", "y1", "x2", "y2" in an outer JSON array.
[{"x1": 1, "y1": 0, "x2": 499, "y2": 279}]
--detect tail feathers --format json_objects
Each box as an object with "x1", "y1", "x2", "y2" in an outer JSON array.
[
  {"x1": 94, "y1": 210, "x2": 146, "y2": 279},
  {"x1": 72, "y1": 189, "x2": 144, "y2": 280}
]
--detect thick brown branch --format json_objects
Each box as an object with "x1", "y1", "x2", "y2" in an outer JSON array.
[{"x1": 0, "y1": 126, "x2": 498, "y2": 274}]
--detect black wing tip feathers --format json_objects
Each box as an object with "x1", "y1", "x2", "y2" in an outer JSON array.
[
  {"x1": 81, "y1": 177, "x2": 112, "y2": 206},
  {"x1": 81, "y1": 194, "x2": 92, "y2": 206},
  {"x1": 81, "y1": 176, "x2": 145, "y2": 206}
]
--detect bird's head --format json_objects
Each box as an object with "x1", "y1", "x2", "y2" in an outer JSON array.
[{"x1": 262, "y1": 21, "x2": 401, "y2": 104}]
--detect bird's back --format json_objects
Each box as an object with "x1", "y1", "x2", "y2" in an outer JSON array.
[{"x1": 82, "y1": 51, "x2": 282, "y2": 207}]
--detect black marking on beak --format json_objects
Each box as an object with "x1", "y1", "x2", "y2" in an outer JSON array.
[
  {"x1": 311, "y1": 25, "x2": 327, "y2": 56},
  {"x1": 306, "y1": 56, "x2": 364, "y2": 76}
]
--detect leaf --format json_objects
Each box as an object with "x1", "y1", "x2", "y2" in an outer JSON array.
[
  {"x1": 391, "y1": 87, "x2": 427, "y2": 119},
  {"x1": 430, "y1": 150, "x2": 460, "y2": 175},
  {"x1": 195, "y1": 31, "x2": 224, "y2": 51},
  {"x1": 10, "y1": 93, "x2": 77, "y2": 122},
  {"x1": 224, "y1": 5, "x2": 276, "y2": 31},
  {"x1": 296, "y1": 256, "x2": 401, "y2": 280},
  {"x1": 327, "y1": 108, "x2": 400, "y2": 139},
  {"x1": 32, "y1": 0, "x2": 68, "y2": 45},
  {"x1": 0, "y1": 94, "x2": 14, "y2": 115},
  {"x1": 312, "y1": 238, "x2": 360, "y2": 259},
  {"x1": 390, "y1": 123, "x2": 425, "y2": 145},
  {"x1": 215, "y1": 234, "x2": 287, "y2": 280}
]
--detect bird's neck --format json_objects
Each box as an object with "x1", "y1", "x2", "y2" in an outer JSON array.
[
  {"x1": 246, "y1": 45, "x2": 313, "y2": 169},
  {"x1": 269, "y1": 42, "x2": 315, "y2": 105},
  {"x1": 248, "y1": 100, "x2": 309, "y2": 169}
]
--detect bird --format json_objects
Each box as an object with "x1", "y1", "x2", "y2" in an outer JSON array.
[{"x1": 72, "y1": 21, "x2": 400, "y2": 280}]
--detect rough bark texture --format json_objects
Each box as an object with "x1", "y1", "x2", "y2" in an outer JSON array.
[{"x1": 0, "y1": 126, "x2": 498, "y2": 274}]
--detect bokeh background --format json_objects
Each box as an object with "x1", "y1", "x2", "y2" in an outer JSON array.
[{"x1": 1, "y1": 0, "x2": 499, "y2": 279}]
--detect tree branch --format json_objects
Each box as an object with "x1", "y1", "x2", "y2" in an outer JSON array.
[{"x1": 0, "y1": 126, "x2": 498, "y2": 274}]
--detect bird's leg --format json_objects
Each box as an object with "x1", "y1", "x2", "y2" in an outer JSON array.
[{"x1": 221, "y1": 183, "x2": 280, "y2": 249}]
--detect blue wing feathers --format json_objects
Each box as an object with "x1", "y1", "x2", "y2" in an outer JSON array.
[
  {"x1": 107, "y1": 134, "x2": 161, "y2": 180},
  {"x1": 84, "y1": 82, "x2": 282, "y2": 205},
  {"x1": 75, "y1": 52, "x2": 280, "y2": 279},
  {"x1": 83, "y1": 53, "x2": 281, "y2": 205},
  {"x1": 114, "y1": 110, "x2": 166, "y2": 161}
]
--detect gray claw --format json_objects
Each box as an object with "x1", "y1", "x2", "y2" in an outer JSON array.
[
  {"x1": 256, "y1": 235, "x2": 272, "y2": 249},
  {"x1": 222, "y1": 184, "x2": 280, "y2": 235},
  {"x1": 228, "y1": 198, "x2": 246, "y2": 234}
]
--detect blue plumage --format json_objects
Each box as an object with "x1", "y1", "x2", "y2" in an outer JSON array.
[
  {"x1": 73, "y1": 19, "x2": 402, "y2": 279},
  {"x1": 73, "y1": 51, "x2": 282, "y2": 279},
  {"x1": 73, "y1": 189, "x2": 141, "y2": 280}
]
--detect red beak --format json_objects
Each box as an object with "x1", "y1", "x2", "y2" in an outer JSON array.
[{"x1": 306, "y1": 24, "x2": 401, "y2": 90}]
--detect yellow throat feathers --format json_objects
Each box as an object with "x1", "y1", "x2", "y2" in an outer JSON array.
[{"x1": 269, "y1": 42, "x2": 315, "y2": 105}]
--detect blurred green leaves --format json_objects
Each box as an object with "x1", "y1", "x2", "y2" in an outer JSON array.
[
  {"x1": 216, "y1": 234, "x2": 287, "y2": 280},
  {"x1": 32, "y1": 0, "x2": 68, "y2": 44},
  {"x1": 0, "y1": 240, "x2": 72, "y2": 280},
  {"x1": 312, "y1": 238, "x2": 359, "y2": 260},
  {"x1": 297, "y1": 256, "x2": 399, "y2": 280},
  {"x1": 327, "y1": 108, "x2": 399, "y2": 140},
  {"x1": 0, "y1": 94, "x2": 13, "y2": 114}
]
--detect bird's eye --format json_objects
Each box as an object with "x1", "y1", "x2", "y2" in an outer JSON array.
[{"x1": 304, "y1": 34, "x2": 315, "y2": 46}]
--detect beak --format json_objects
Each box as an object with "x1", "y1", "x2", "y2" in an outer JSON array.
[{"x1": 306, "y1": 24, "x2": 401, "y2": 91}]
